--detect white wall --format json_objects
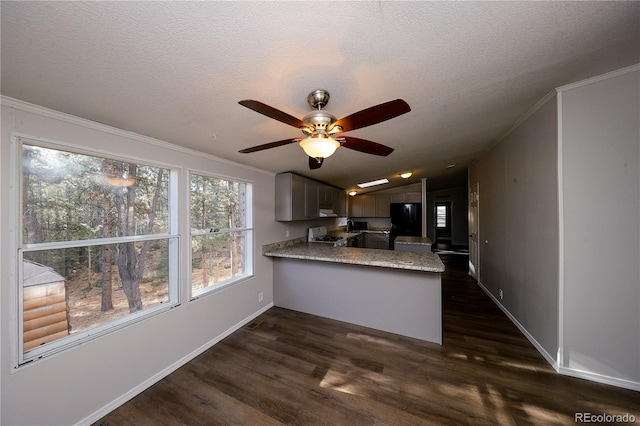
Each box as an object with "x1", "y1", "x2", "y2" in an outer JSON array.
[
  {"x1": 0, "y1": 98, "x2": 284, "y2": 425},
  {"x1": 558, "y1": 66, "x2": 640, "y2": 387},
  {"x1": 469, "y1": 93, "x2": 560, "y2": 364}
]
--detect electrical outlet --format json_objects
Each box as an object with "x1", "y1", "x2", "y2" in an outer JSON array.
[
  {"x1": 499, "y1": 289, "x2": 504, "y2": 300},
  {"x1": 285, "y1": 230, "x2": 290, "y2": 238},
  {"x1": 258, "y1": 292, "x2": 263, "y2": 303}
]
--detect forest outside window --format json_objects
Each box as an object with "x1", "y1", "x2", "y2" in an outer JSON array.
[
  {"x1": 16, "y1": 138, "x2": 178, "y2": 365},
  {"x1": 190, "y1": 173, "x2": 253, "y2": 298}
]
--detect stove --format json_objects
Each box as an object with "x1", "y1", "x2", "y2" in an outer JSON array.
[{"x1": 308, "y1": 226, "x2": 347, "y2": 247}]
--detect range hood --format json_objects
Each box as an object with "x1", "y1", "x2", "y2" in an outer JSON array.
[{"x1": 319, "y1": 208, "x2": 338, "y2": 217}]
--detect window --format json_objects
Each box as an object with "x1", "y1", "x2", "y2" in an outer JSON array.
[
  {"x1": 15, "y1": 138, "x2": 178, "y2": 365},
  {"x1": 436, "y1": 205, "x2": 448, "y2": 228},
  {"x1": 190, "y1": 173, "x2": 253, "y2": 297}
]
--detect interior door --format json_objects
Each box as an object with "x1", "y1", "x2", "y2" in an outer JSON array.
[{"x1": 468, "y1": 183, "x2": 479, "y2": 280}]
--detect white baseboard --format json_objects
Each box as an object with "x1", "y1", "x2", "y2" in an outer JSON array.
[
  {"x1": 76, "y1": 303, "x2": 274, "y2": 426},
  {"x1": 558, "y1": 366, "x2": 640, "y2": 392},
  {"x1": 476, "y1": 280, "x2": 640, "y2": 392},
  {"x1": 476, "y1": 280, "x2": 558, "y2": 370}
]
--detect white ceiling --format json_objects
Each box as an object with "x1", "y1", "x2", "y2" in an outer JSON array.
[{"x1": 2, "y1": 1, "x2": 639, "y2": 193}]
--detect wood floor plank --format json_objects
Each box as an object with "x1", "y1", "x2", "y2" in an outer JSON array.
[{"x1": 95, "y1": 254, "x2": 640, "y2": 425}]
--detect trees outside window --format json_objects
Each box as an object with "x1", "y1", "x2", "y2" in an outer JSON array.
[
  {"x1": 17, "y1": 139, "x2": 178, "y2": 364},
  {"x1": 190, "y1": 173, "x2": 253, "y2": 297}
]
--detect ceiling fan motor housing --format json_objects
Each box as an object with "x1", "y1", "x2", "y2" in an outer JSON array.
[
  {"x1": 307, "y1": 89, "x2": 330, "y2": 109},
  {"x1": 302, "y1": 110, "x2": 338, "y2": 135}
]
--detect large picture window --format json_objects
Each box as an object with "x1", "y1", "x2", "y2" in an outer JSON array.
[
  {"x1": 190, "y1": 173, "x2": 253, "y2": 297},
  {"x1": 16, "y1": 138, "x2": 178, "y2": 365}
]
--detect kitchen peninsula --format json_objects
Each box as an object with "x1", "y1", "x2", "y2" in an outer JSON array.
[{"x1": 263, "y1": 240, "x2": 445, "y2": 344}]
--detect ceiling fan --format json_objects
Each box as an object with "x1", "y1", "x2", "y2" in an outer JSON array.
[{"x1": 238, "y1": 90, "x2": 411, "y2": 169}]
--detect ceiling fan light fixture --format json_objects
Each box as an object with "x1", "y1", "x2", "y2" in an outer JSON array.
[{"x1": 299, "y1": 135, "x2": 340, "y2": 158}]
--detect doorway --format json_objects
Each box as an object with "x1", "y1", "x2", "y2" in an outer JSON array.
[
  {"x1": 435, "y1": 201, "x2": 452, "y2": 244},
  {"x1": 468, "y1": 184, "x2": 479, "y2": 280}
]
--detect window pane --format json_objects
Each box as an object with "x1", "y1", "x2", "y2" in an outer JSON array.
[
  {"x1": 22, "y1": 240, "x2": 170, "y2": 351},
  {"x1": 191, "y1": 231, "x2": 249, "y2": 292},
  {"x1": 190, "y1": 175, "x2": 246, "y2": 230},
  {"x1": 436, "y1": 205, "x2": 447, "y2": 228},
  {"x1": 22, "y1": 144, "x2": 169, "y2": 244}
]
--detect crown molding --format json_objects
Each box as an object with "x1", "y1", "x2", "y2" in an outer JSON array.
[
  {"x1": 0, "y1": 96, "x2": 275, "y2": 176},
  {"x1": 556, "y1": 63, "x2": 640, "y2": 93}
]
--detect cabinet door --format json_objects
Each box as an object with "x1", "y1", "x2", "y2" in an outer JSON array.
[
  {"x1": 305, "y1": 182, "x2": 319, "y2": 219},
  {"x1": 350, "y1": 196, "x2": 364, "y2": 217},
  {"x1": 363, "y1": 195, "x2": 376, "y2": 217},
  {"x1": 375, "y1": 194, "x2": 390, "y2": 217},
  {"x1": 290, "y1": 176, "x2": 307, "y2": 220},
  {"x1": 334, "y1": 190, "x2": 347, "y2": 216},
  {"x1": 318, "y1": 185, "x2": 331, "y2": 206},
  {"x1": 405, "y1": 192, "x2": 422, "y2": 202},
  {"x1": 390, "y1": 193, "x2": 405, "y2": 203}
]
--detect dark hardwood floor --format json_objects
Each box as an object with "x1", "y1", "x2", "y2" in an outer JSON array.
[{"x1": 95, "y1": 255, "x2": 639, "y2": 425}]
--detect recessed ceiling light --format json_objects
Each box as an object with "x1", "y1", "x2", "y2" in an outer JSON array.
[
  {"x1": 357, "y1": 178, "x2": 389, "y2": 188},
  {"x1": 400, "y1": 172, "x2": 412, "y2": 179},
  {"x1": 348, "y1": 191, "x2": 357, "y2": 196}
]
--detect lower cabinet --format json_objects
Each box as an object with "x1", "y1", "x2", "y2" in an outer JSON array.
[{"x1": 363, "y1": 232, "x2": 390, "y2": 249}]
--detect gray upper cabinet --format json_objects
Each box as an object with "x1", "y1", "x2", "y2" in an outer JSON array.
[
  {"x1": 389, "y1": 192, "x2": 421, "y2": 203},
  {"x1": 319, "y1": 185, "x2": 333, "y2": 207},
  {"x1": 376, "y1": 194, "x2": 390, "y2": 217},
  {"x1": 305, "y1": 181, "x2": 319, "y2": 220},
  {"x1": 276, "y1": 173, "x2": 344, "y2": 221},
  {"x1": 333, "y1": 190, "x2": 347, "y2": 216},
  {"x1": 349, "y1": 194, "x2": 391, "y2": 218},
  {"x1": 275, "y1": 173, "x2": 319, "y2": 221}
]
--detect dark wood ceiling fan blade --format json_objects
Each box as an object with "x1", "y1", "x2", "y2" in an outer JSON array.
[
  {"x1": 329, "y1": 99, "x2": 410, "y2": 133},
  {"x1": 239, "y1": 138, "x2": 300, "y2": 153},
  {"x1": 239, "y1": 100, "x2": 312, "y2": 130},
  {"x1": 340, "y1": 136, "x2": 394, "y2": 156},
  {"x1": 309, "y1": 156, "x2": 324, "y2": 170}
]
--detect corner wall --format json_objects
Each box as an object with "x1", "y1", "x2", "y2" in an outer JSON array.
[
  {"x1": 558, "y1": 66, "x2": 640, "y2": 388},
  {"x1": 469, "y1": 93, "x2": 560, "y2": 364},
  {"x1": 470, "y1": 64, "x2": 640, "y2": 391}
]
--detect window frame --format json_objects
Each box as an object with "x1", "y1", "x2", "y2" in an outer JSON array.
[
  {"x1": 11, "y1": 134, "x2": 181, "y2": 369},
  {"x1": 188, "y1": 170, "x2": 254, "y2": 300}
]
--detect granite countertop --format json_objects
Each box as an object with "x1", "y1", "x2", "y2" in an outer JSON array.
[
  {"x1": 334, "y1": 231, "x2": 365, "y2": 239},
  {"x1": 262, "y1": 242, "x2": 444, "y2": 273},
  {"x1": 329, "y1": 230, "x2": 389, "y2": 239},
  {"x1": 394, "y1": 236, "x2": 433, "y2": 246}
]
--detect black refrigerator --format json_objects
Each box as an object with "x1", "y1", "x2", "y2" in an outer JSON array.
[{"x1": 389, "y1": 203, "x2": 422, "y2": 249}]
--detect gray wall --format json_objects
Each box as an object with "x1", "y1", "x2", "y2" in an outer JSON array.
[
  {"x1": 0, "y1": 99, "x2": 280, "y2": 425},
  {"x1": 559, "y1": 68, "x2": 640, "y2": 384},
  {"x1": 469, "y1": 94, "x2": 560, "y2": 363},
  {"x1": 470, "y1": 65, "x2": 640, "y2": 391}
]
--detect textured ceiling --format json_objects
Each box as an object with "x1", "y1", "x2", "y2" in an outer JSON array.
[{"x1": 2, "y1": 1, "x2": 639, "y2": 193}]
